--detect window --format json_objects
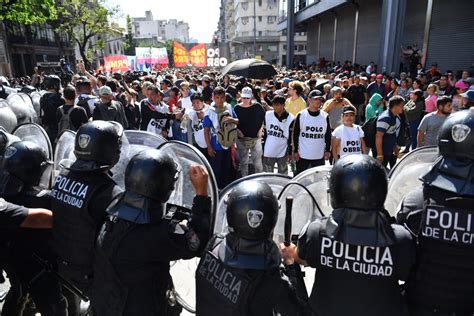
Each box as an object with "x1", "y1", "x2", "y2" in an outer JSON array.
[
  {"x1": 283, "y1": 45, "x2": 287, "y2": 51},
  {"x1": 258, "y1": 45, "x2": 263, "y2": 52},
  {"x1": 268, "y1": 45, "x2": 278, "y2": 52},
  {"x1": 242, "y1": 17, "x2": 249, "y2": 25},
  {"x1": 258, "y1": 0, "x2": 263, "y2": 6},
  {"x1": 268, "y1": 16, "x2": 276, "y2": 24},
  {"x1": 298, "y1": 45, "x2": 304, "y2": 51},
  {"x1": 259, "y1": 31, "x2": 263, "y2": 36},
  {"x1": 294, "y1": 45, "x2": 297, "y2": 51},
  {"x1": 242, "y1": 2, "x2": 249, "y2": 10},
  {"x1": 258, "y1": 16, "x2": 262, "y2": 22}
]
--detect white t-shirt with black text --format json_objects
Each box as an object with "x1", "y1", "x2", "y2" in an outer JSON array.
[{"x1": 332, "y1": 124, "x2": 364, "y2": 158}]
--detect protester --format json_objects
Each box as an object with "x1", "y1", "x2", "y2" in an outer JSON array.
[
  {"x1": 188, "y1": 93, "x2": 209, "y2": 157},
  {"x1": 365, "y1": 93, "x2": 385, "y2": 122},
  {"x1": 93, "y1": 86, "x2": 128, "y2": 128},
  {"x1": 56, "y1": 86, "x2": 88, "y2": 133},
  {"x1": 417, "y1": 95, "x2": 452, "y2": 147},
  {"x1": 322, "y1": 86, "x2": 351, "y2": 130},
  {"x1": 367, "y1": 74, "x2": 385, "y2": 98},
  {"x1": 345, "y1": 75, "x2": 368, "y2": 124},
  {"x1": 375, "y1": 95, "x2": 404, "y2": 168},
  {"x1": 403, "y1": 89, "x2": 425, "y2": 151},
  {"x1": 331, "y1": 105, "x2": 366, "y2": 161},
  {"x1": 284, "y1": 81, "x2": 307, "y2": 117},
  {"x1": 424, "y1": 83, "x2": 439, "y2": 114},
  {"x1": 262, "y1": 95, "x2": 293, "y2": 174}
]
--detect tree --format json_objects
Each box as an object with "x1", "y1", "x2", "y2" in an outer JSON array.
[
  {"x1": 123, "y1": 15, "x2": 135, "y2": 55},
  {"x1": 0, "y1": 0, "x2": 56, "y2": 24},
  {"x1": 55, "y1": 0, "x2": 122, "y2": 69}
]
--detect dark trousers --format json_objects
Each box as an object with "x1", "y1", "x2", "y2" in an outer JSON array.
[
  {"x1": 208, "y1": 148, "x2": 234, "y2": 189},
  {"x1": 407, "y1": 119, "x2": 421, "y2": 151},
  {"x1": 382, "y1": 153, "x2": 397, "y2": 169},
  {"x1": 295, "y1": 158, "x2": 325, "y2": 176}
]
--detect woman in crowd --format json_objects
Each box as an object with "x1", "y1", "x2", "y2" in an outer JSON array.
[
  {"x1": 424, "y1": 83, "x2": 439, "y2": 114},
  {"x1": 404, "y1": 89, "x2": 425, "y2": 151},
  {"x1": 331, "y1": 105, "x2": 366, "y2": 162}
]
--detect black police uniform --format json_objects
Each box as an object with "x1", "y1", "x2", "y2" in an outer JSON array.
[
  {"x1": 196, "y1": 234, "x2": 310, "y2": 316},
  {"x1": 196, "y1": 181, "x2": 310, "y2": 316},
  {"x1": 91, "y1": 149, "x2": 212, "y2": 316},
  {"x1": 398, "y1": 109, "x2": 474, "y2": 315},
  {"x1": 40, "y1": 90, "x2": 64, "y2": 144},
  {"x1": 51, "y1": 120, "x2": 123, "y2": 315},
  {"x1": 0, "y1": 141, "x2": 67, "y2": 316},
  {"x1": 298, "y1": 155, "x2": 416, "y2": 316}
]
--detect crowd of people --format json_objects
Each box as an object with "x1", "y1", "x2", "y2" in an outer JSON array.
[
  {"x1": 0, "y1": 59, "x2": 473, "y2": 316},
  {"x1": 6, "y1": 59, "x2": 471, "y2": 188}
]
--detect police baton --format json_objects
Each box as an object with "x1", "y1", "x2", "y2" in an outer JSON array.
[
  {"x1": 31, "y1": 253, "x2": 89, "y2": 302},
  {"x1": 284, "y1": 196, "x2": 293, "y2": 247}
]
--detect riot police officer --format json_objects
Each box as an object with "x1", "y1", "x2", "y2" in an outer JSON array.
[
  {"x1": 398, "y1": 108, "x2": 474, "y2": 315},
  {"x1": 195, "y1": 180, "x2": 310, "y2": 316},
  {"x1": 0, "y1": 140, "x2": 67, "y2": 315},
  {"x1": 294, "y1": 154, "x2": 416, "y2": 316},
  {"x1": 90, "y1": 149, "x2": 211, "y2": 316},
  {"x1": 51, "y1": 120, "x2": 124, "y2": 315},
  {"x1": 40, "y1": 75, "x2": 64, "y2": 145}
]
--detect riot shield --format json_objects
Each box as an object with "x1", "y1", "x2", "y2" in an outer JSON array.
[
  {"x1": 30, "y1": 91, "x2": 45, "y2": 118},
  {"x1": 214, "y1": 173, "x2": 292, "y2": 236},
  {"x1": 6, "y1": 93, "x2": 38, "y2": 124},
  {"x1": 275, "y1": 165, "x2": 332, "y2": 243},
  {"x1": 53, "y1": 130, "x2": 76, "y2": 180},
  {"x1": 0, "y1": 99, "x2": 18, "y2": 132},
  {"x1": 385, "y1": 146, "x2": 439, "y2": 215},
  {"x1": 110, "y1": 130, "x2": 167, "y2": 188},
  {"x1": 12, "y1": 123, "x2": 54, "y2": 189},
  {"x1": 160, "y1": 141, "x2": 218, "y2": 314}
]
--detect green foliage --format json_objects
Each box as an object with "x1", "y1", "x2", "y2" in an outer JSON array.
[
  {"x1": 55, "y1": 0, "x2": 123, "y2": 68},
  {"x1": 0, "y1": 0, "x2": 56, "y2": 24},
  {"x1": 124, "y1": 15, "x2": 135, "y2": 55}
]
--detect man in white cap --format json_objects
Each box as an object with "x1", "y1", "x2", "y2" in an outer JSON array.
[{"x1": 234, "y1": 86, "x2": 265, "y2": 177}]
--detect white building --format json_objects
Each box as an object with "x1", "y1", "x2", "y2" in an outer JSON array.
[
  {"x1": 278, "y1": 30, "x2": 307, "y2": 67},
  {"x1": 132, "y1": 11, "x2": 190, "y2": 43},
  {"x1": 218, "y1": 0, "x2": 280, "y2": 63}
]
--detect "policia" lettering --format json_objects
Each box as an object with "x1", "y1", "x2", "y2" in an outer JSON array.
[
  {"x1": 198, "y1": 252, "x2": 243, "y2": 304},
  {"x1": 422, "y1": 207, "x2": 474, "y2": 245},
  {"x1": 320, "y1": 236, "x2": 393, "y2": 276},
  {"x1": 50, "y1": 176, "x2": 89, "y2": 209}
]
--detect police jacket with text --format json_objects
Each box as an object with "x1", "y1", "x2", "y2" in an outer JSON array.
[
  {"x1": 51, "y1": 163, "x2": 121, "y2": 292},
  {"x1": 91, "y1": 193, "x2": 212, "y2": 316},
  {"x1": 398, "y1": 185, "x2": 474, "y2": 313},
  {"x1": 196, "y1": 234, "x2": 311, "y2": 316},
  {"x1": 298, "y1": 208, "x2": 415, "y2": 316}
]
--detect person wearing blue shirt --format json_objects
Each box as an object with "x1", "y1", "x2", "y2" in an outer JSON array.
[
  {"x1": 203, "y1": 87, "x2": 239, "y2": 189},
  {"x1": 375, "y1": 95, "x2": 403, "y2": 168}
]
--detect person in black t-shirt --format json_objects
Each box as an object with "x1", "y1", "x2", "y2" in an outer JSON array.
[
  {"x1": 234, "y1": 87, "x2": 265, "y2": 177},
  {"x1": 346, "y1": 75, "x2": 368, "y2": 124}
]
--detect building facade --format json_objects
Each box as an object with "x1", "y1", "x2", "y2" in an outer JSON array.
[
  {"x1": 132, "y1": 11, "x2": 190, "y2": 44},
  {"x1": 0, "y1": 22, "x2": 75, "y2": 77},
  {"x1": 217, "y1": 0, "x2": 281, "y2": 63},
  {"x1": 278, "y1": 0, "x2": 474, "y2": 74}
]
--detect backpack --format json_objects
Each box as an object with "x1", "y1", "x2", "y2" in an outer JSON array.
[
  {"x1": 215, "y1": 106, "x2": 238, "y2": 149},
  {"x1": 57, "y1": 106, "x2": 74, "y2": 133},
  {"x1": 77, "y1": 96, "x2": 92, "y2": 117},
  {"x1": 361, "y1": 116, "x2": 378, "y2": 148}
]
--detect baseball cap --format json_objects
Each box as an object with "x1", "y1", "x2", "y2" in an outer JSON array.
[
  {"x1": 201, "y1": 75, "x2": 211, "y2": 82},
  {"x1": 308, "y1": 90, "x2": 324, "y2": 99},
  {"x1": 455, "y1": 80, "x2": 469, "y2": 90},
  {"x1": 342, "y1": 105, "x2": 357, "y2": 114},
  {"x1": 376, "y1": 74, "x2": 383, "y2": 79},
  {"x1": 99, "y1": 86, "x2": 112, "y2": 96},
  {"x1": 241, "y1": 87, "x2": 253, "y2": 99},
  {"x1": 460, "y1": 89, "x2": 474, "y2": 103},
  {"x1": 282, "y1": 78, "x2": 292, "y2": 83},
  {"x1": 161, "y1": 79, "x2": 171, "y2": 86}
]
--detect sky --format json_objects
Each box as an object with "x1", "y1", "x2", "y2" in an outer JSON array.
[{"x1": 109, "y1": 0, "x2": 221, "y2": 43}]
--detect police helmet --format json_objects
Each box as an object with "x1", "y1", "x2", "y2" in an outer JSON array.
[
  {"x1": 43, "y1": 75, "x2": 61, "y2": 90},
  {"x1": 438, "y1": 108, "x2": 474, "y2": 161},
  {"x1": 0, "y1": 141, "x2": 50, "y2": 195},
  {"x1": 0, "y1": 130, "x2": 20, "y2": 157},
  {"x1": 329, "y1": 154, "x2": 388, "y2": 210},
  {"x1": 20, "y1": 85, "x2": 36, "y2": 94},
  {"x1": 124, "y1": 149, "x2": 179, "y2": 203},
  {"x1": 226, "y1": 181, "x2": 279, "y2": 240},
  {"x1": 74, "y1": 120, "x2": 123, "y2": 168}
]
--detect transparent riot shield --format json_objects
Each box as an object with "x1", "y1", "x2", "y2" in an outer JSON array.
[
  {"x1": 6, "y1": 93, "x2": 38, "y2": 124},
  {"x1": 385, "y1": 146, "x2": 439, "y2": 215},
  {"x1": 53, "y1": 130, "x2": 76, "y2": 180},
  {"x1": 12, "y1": 123, "x2": 54, "y2": 189},
  {"x1": 214, "y1": 173, "x2": 292, "y2": 236},
  {"x1": 110, "y1": 130, "x2": 167, "y2": 188},
  {"x1": 0, "y1": 100, "x2": 18, "y2": 133},
  {"x1": 160, "y1": 141, "x2": 219, "y2": 314},
  {"x1": 30, "y1": 91, "x2": 45, "y2": 119}
]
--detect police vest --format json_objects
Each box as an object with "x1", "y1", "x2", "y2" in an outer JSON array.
[
  {"x1": 264, "y1": 111, "x2": 294, "y2": 158},
  {"x1": 298, "y1": 109, "x2": 327, "y2": 160},
  {"x1": 303, "y1": 210, "x2": 414, "y2": 316},
  {"x1": 51, "y1": 169, "x2": 116, "y2": 287},
  {"x1": 196, "y1": 235, "x2": 291, "y2": 316},
  {"x1": 408, "y1": 185, "x2": 474, "y2": 313}
]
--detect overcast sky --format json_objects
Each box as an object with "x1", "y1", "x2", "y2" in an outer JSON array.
[{"x1": 110, "y1": 0, "x2": 221, "y2": 43}]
